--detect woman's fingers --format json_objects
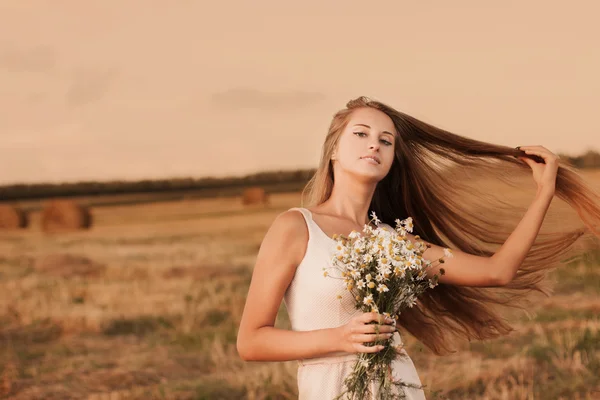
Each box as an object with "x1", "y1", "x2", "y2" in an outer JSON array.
[
  {"x1": 360, "y1": 312, "x2": 384, "y2": 324},
  {"x1": 347, "y1": 312, "x2": 397, "y2": 354},
  {"x1": 355, "y1": 344, "x2": 386, "y2": 353},
  {"x1": 516, "y1": 146, "x2": 558, "y2": 160},
  {"x1": 518, "y1": 157, "x2": 536, "y2": 167},
  {"x1": 352, "y1": 324, "x2": 395, "y2": 334},
  {"x1": 359, "y1": 312, "x2": 395, "y2": 325},
  {"x1": 351, "y1": 332, "x2": 393, "y2": 344},
  {"x1": 515, "y1": 145, "x2": 557, "y2": 164},
  {"x1": 517, "y1": 145, "x2": 550, "y2": 156}
]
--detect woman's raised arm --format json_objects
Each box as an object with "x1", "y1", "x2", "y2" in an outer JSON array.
[
  {"x1": 418, "y1": 187, "x2": 554, "y2": 287},
  {"x1": 420, "y1": 145, "x2": 559, "y2": 287}
]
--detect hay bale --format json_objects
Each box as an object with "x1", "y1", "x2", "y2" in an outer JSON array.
[
  {"x1": 0, "y1": 205, "x2": 28, "y2": 230},
  {"x1": 242, "y1": 187, "x2": 269, "y2": 206},
  {"x1": 41, "y1": 200, "x2": 92, "y2": 232}
]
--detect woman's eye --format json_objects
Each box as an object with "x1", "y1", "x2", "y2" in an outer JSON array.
[{"x1": 354, "y1": 132, "x2": 392, "y2": 146}]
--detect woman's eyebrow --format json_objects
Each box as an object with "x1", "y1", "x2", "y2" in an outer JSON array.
[{"x1": 353, "y1": 124, "x2": 395, "y2": 137}]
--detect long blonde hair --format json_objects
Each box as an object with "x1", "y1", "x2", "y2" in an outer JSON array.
[{"x1": 302, "y1": 96, "x2": 600, "y2": 355}]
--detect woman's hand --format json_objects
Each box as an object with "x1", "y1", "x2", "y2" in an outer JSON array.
[
  {"x1": 336, "y1": 312, "x2": 396, "y2": 354},
  {"x1": 516, "y1": 145, "x2": 559, "y2": 196}
]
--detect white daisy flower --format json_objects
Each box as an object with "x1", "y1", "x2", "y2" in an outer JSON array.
[
  {"x1": 370, "y1": 211, "x2": 381, "y2": 225},
  {"x1": 348, "y1": 230, "x2": 362, "y2": 239},
  {"x1": 377, "y1": 284, "x2": 389, "y2": 293},
  {"x1": 402, "y1": 217, "x2": 414, "y2": 232},
  {"x1": 407, "y1": 297, "x2": 417, "y2": 308},
  {"x1": 350, "y1": 269, "x2": 362, "y2": 279}
]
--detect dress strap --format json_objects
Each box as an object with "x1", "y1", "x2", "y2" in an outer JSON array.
[
  {"x1": 288, "y1": 207, "x2": 315, "y2": 241},
  {"x1": 288, "y1": 207, "x2": 310, "y2": 221},
  {"x1": 289, "y1": 207, "x2": 337, "y2": 246}
]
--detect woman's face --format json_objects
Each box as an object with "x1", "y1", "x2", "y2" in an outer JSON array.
[{"x1": 332, "y1": 107, "x2": 397, "y2": 182}]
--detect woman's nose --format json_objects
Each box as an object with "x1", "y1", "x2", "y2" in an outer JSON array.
[{"x1": 369, "y1": 141, "x2": 380, "y2": 150}]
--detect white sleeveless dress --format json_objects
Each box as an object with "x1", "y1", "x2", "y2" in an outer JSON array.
[{"x1": 284, "y1": 207, "x2": 427, "y2": 400}]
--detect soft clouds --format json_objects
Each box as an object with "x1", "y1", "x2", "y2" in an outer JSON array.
[
  {"x1": 0, "y1": 2, "x2": 599, "y2": 185},
  {"x1": 0, "y1": 46, "x2": 56, "y2": 73},
  {"x1": 210, "y1": 88, "x2": 325, "y2": 111}
]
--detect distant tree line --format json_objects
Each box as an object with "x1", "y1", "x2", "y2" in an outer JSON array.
[
  {"x1": 558, "y1": 150, "x2": 600, "y2": 169},
  {"x1": 1, "y1": 149, "x2": 598, "y2": 202},
  {"x1": 0, "y1": 169, "x2": 317, "y2": 201}
]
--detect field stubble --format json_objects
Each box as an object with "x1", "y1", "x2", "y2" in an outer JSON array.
[{"x1": 1, "y1": 171, "x2": 600, "y2": 399}]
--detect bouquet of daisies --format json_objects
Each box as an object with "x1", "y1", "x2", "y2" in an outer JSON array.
[{"x1": 324, "y1": 212, "x2": 452, "y2": 400}]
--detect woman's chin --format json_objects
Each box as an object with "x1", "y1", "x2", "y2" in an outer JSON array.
[{"x1": 350, "y1": 169, "x2": 388, "y2": 183}]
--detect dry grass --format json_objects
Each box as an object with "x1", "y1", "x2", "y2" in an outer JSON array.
[{"x1": 0, "y1": 172, "x2": 599, "y2": 399}]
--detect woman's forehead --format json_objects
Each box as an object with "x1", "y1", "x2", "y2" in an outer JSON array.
[{"x1": 347, "y1": 109, "x2": 396, "y2": 135}]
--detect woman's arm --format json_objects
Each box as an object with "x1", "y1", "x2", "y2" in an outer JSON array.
[
  {"x1": 236, "y1": 210, "x2": 342, "y2": 361},
  {"x1": 419, "y1": 145, "x2": 559, "y2": 287},
  {"x1": 419, "y1": 187, "x2": 554, "y2": 287},
  {"x1": 488, "y1": 186, "x2": 555, "y2": 283},
  {"x1": 237, "y1": 211, "x2": 396, "y2": 361}
]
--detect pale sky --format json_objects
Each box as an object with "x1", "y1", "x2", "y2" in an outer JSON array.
[{"x1": 0, "y1": 1, "x2": 599, "y2": 185}]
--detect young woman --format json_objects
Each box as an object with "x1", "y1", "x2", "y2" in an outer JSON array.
[{"x1": 236, "y1": 96, "x2": 600, "y2": 399}]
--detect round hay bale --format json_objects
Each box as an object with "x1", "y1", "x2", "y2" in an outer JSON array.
[
  {"x1": 41, "y1": 200, "x2": 92, "y2": 232},
  {"x1": 242, "y1": 187, "x2": 269, "y2": 206},
  {"x1": 0, "y1": 204, "x2": 28, "y2": 230}
]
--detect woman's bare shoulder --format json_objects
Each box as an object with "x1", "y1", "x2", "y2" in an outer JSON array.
[
  {"x1": 272, "y1": 209, "x2": 309, "y2": 236},
  {"x1": 258, "y1": 209, "x2": 309, "y2": 266}
]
